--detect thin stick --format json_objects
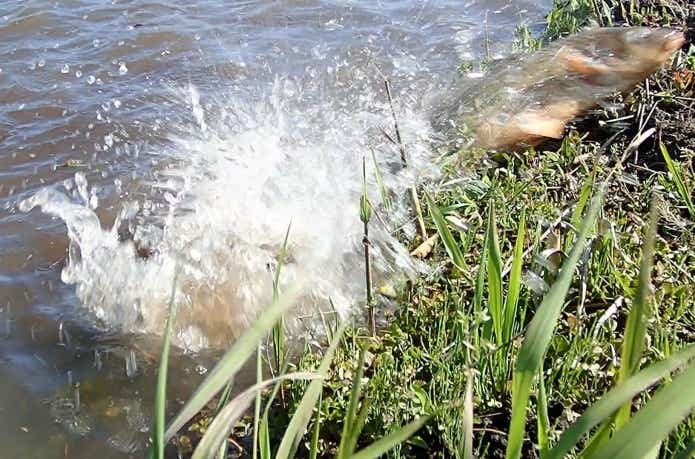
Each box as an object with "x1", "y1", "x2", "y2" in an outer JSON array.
[
  {"x1": 384, "y1": 79, "x2": 407, "y2": 166},
  {"x1": 383, "y1": 77, "x2": 428, "y2": 240}
]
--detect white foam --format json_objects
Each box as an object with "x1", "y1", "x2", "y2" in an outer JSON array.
[{"x1": 21, "y1": 78, "x2": 439, "y2": 351}]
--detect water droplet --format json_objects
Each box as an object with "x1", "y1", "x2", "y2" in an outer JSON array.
[
  {"x1": 38, "y1": 58, "x2": 45, "y2": 68},
  {"x1": 195, "y1": 365, "x2": 207, "y2": 375},
  {"x1": 75, "y1": 70, "x2": 82, "y2": 78},
  {"x1": 118, "y1": 62, "x2": 128, "y2": 75},
  {"x1": 87, "y1": 75, "x2": 96, "y2": 85},
  {"x1": 125, "y1": 349, "x2": 137, "y2": 378},
  {"x1": 61, "y1": 64, "x2": 69, "y2": 74},
  {"x1": 194, "y1": 33, "x2": 201, "y2": 41},
  {"x1": 113, "y1": 99, "x2": 122, "y2": 108},
  {"x1": 92, "y1": 39, "x2": 100, "y2": 48}
]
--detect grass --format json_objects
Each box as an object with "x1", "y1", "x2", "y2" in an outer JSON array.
[{"x1": 149, "y1": 1, "x2": 695, "y2": 457}]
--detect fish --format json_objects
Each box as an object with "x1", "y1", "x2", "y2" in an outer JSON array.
[{"x1": 432, "y1": 26, "x2": 686, "y2": 150}]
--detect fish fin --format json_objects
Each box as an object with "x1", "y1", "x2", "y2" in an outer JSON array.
[
  {"x1": 516, "y1": 113, "x2": 567, "y2": 139},
  {"x1": 558, "y1": 48, "x2": 610, "y2": 76}
]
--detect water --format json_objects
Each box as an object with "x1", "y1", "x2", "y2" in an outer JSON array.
[{"x1": 0, "y1": 1, "x2": 551, "y2": 456}]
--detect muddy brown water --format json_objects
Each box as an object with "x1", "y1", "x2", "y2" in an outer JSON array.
[{"x1": 0, "y1": 1, "x2": 551, "y2": 457}]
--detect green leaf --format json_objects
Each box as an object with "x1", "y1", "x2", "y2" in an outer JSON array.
[
  {"x1": 338, "y1": 348, "x2": 368, "y2": 458},
  {"x1": 191, "y1": 373, "x2": 316, "y2": 459},
  {"x1": 253, "y1": 346, "x2": 263, "y2": 459},
  {"x1": 506, "y1": 187, "x2": 606, "y2": 459},
  {"x1": 486, "y1": 203, "x2": 504, "y2": 345},
  {"x1": 660, "y1": 142, "x2": 695, "y2": 218},
  {"x1": 614, "y1": 196, "x2": 658, "y2": 429},
  {"x1": 370, "y1": 147, "x2": 391, "y2": 211},
  {"x1": 505, "y1": 209, "x2": 526, "y2": 343},
  {"x1": 275, "y1": 321, "x2": 347, "y2": 459},
  {"x1": 673, "y1": 439, "x2": 695, "y2": 459},
  {"x1": 590, "y1": 363, "x2": 695, "y2": 459},
  {"x1": 461, "y1": 372, "x2": 474, "y2": 459},
  {"x1": 349, "y1": 416, "x2": 429, "y2": 459},
  {"x1": 360, "y1": 157, "x2": 372, "y2": 224},
  {"x1": 152, "y1": 271, "x2": 179, "y2": 459},
  {"x1": 546, "y1": 343, "x2": 695, "y2": 459},
  {"x1": 537, "y1": 366, "x2": 550, "y2": 458},
  {"x1": 425, "y1": 192, "x2": 466, "y2": 271},
  {"x1": 309, "y1": 393, "x2": 323, "y2": 459},
  {"x1": 164, "y1": 287, "x2": 298, "y2": 441}
]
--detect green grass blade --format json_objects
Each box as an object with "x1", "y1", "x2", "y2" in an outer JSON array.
[
  {"x1": 191, "y1": 373, "x2": 316, "y2": 459},
  {"x1": 566, "y1": 173, "x2": 594, "y2": 253},
  {"x1": 349, "y1": 416, "x2": 429, "y2": 459},
  {"x1": 370, "y1": 147, "x2": 391, "y2": 211},
  {"x1": 309, "y1": 393, "x2": 323, "y2": 459},
  {"x1": 506, "y1": 187, "x2": 606, "y2": 459},
  {"x1": 590, "y1": 363, "x2": 695, "y2": 459},
  {"x1": 537, "y1": 366, "x2": 550, "y2": 458},
  {"x1": 215, "y1": 379, "x2": 234, "y2": 459},
  {"x1": 253, "y1": 346, "x2": 263, "y2": 459},
  {"x1": 614, "y1": 196, "x2": 658, "y2": 429},
  {"x1": 275, "y1": 321, "x2": 347, "y2": 459},
  {"x1": 660, "y1": 142, "x2": 695, "y2": 217},
  {"x1": 338, "y1": 347, "x2": 367, "y2": 458},
  {"x1": 425, "y1": 192, "x2": 465, "y2": 271},
  {"x1": 486, "y1": 203, "x2": 504, "y2": 345},
  {"x1": 345, "y1": 396, "x2": 372, "y2": 456},
  {"x1": 673, "y1": 439, "x2": 695, "y2": 459},
  {"x1": 546, "y1": 343, "x2": 695, "y2": 459},
  {"x1": 152, "y1": 272, "x2": 179, "y2": 459},
  {"x1": 505, "y1": 208, "x2": 526, "y2": 343},
  {"x1": 164, "y1": 287, "x2": 298, "y2": 441},
  {"x1": 272, "y1": 223, "x2": 292, "y2": 372},
  {"x1": 462, "y1": 372, "x2": 474, "y2": 459}
]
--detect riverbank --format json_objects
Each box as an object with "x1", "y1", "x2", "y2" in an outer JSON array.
[{"x1": 174, "y1": 1, "x2": 695, "y2": 457}]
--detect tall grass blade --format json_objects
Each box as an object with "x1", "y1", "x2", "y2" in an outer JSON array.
[
  {"x1": 546, "y1": 343, "x2": 695, "y2": 459},
  {"x1": 338, "y1": 347, "x2": 367, "y2": 458},
  {"x1": 537, "y1": 366, "x2": 550, "y2": 458},
  {"x1": 462, "y1": 371, "x2": 474, "y2": 459},
  {"x1": 215, "y1": 379, "x2": 235, "y2": 459},
  {"x1": 614, "y1": 196, "x2": 658, "y2": 429},
  {"x1": 425, "y1": 192, "x2": 465, "y2": 271},
  {"x1": 191, "y1": 373, "x2": 316, "y2": 459},
  {"x1": 660, "y1": 142, "x2": 695, "y2": 217},
  {"x1": 370, "y1": 147, "x2": 391, "y2": 211},
  {"x1": 259, "y1": 357, "x2": 292, "y2": 459},
  {"x1": 253, "y1": 346, "x2": 263, "y2": 459},
  {"x1": 308, "y1": 393, "x2": 323, "y2": 459},
  {"x1": 590, "y1": 363, "x2": 695, "y2": 459},
  {"x1": 505, "y1": 208, "x2": 526, "y2": 343},
  {"x1": 673, "y1": 439, "x2": 695, "y2": 459},
  {"x1": 486, "y1": 203, "x2": 504, "y2": 345},
  {"x1": 349, "y1": 416, "x2": 429, "y2": 459},
  {"x1": 566, "y1": 173, "x2": 594, "y2": 253},
  {"x1": 345, "y1": 396, "x2": 372, "y2": 456},
  {"x1": 275, "y1": 321, "x2": 347, "y2": 459},
  {"x1": 505, "y1": 187, "x2": 605, "y2": 459},
  {"x1": 164, "y1": 287, "x2": 298, "y2": 441},
  {"x1": 273, "y1": 223, "x2": 292, "y2": 372},
  {"x1": 152, "y1": 272, "x2": 179, "y2": 459}
]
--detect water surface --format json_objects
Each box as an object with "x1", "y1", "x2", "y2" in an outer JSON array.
[{"x1": 0, "y1": 1, "x2": 550, "y2": 456}]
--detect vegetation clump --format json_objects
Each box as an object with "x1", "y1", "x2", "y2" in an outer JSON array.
[{"x1": 154, "y1": 1, "x2": 695, "y2": 457}]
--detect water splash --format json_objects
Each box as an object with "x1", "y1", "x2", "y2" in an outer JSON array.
[{"x1": 21, "y1": 78, "x2": 439, "y2": 351}]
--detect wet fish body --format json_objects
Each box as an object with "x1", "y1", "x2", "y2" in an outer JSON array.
[{"x1": 433, "y1": 27, "x2": 686, "y2": 150}]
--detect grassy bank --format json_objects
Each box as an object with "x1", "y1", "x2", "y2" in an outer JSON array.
[{"x1": 157, "y1": 1, "x2": 695, "y2": 458}]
